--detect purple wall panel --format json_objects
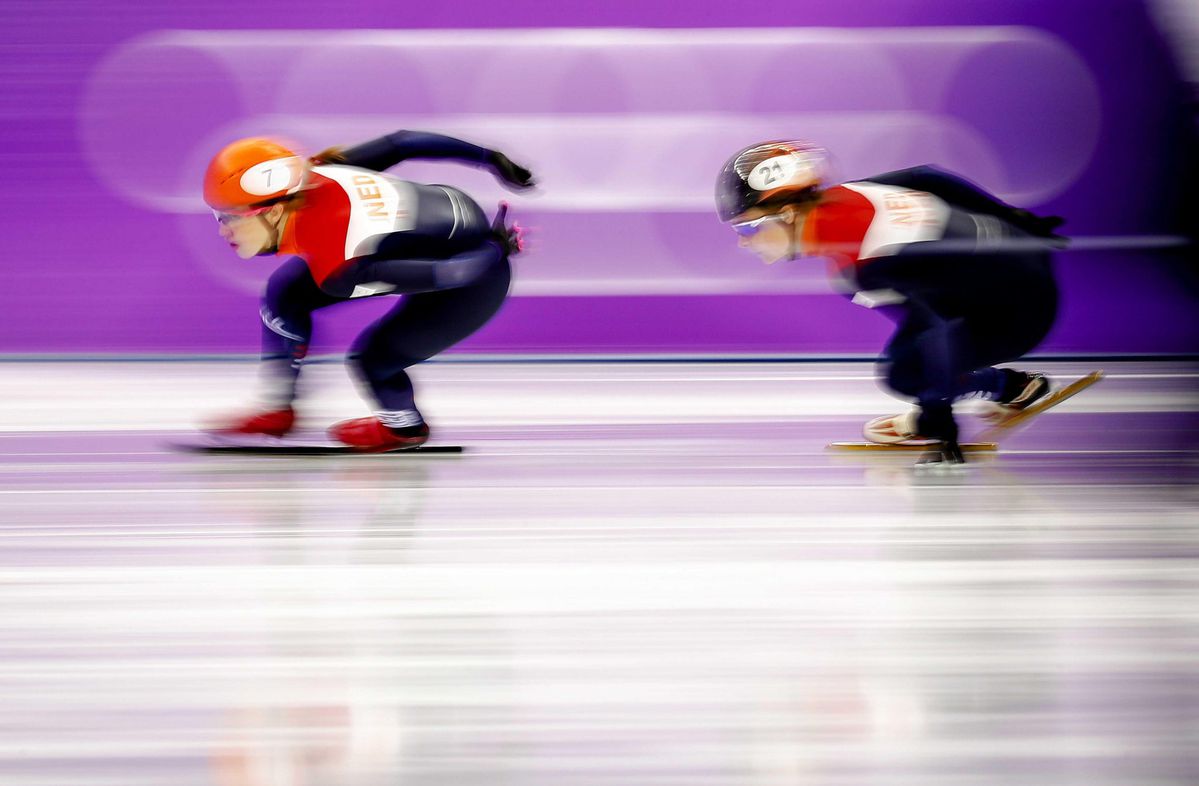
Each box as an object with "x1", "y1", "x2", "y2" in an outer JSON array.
[{"x1": 0, "y1": 0, "x2": 1195, "y2": 355}]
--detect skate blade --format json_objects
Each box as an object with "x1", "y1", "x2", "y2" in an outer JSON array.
[
  {"x1": 828, "y1": 442, "x2": 997, "y2": 452},
  {"x1": 978, "y1": 370, "x2": 1104, "y2": 441},
  {"x1": 189, "y1": 433, "x2": 289, "y2": 448},
  {"x1": 171, "y1": 439, "x2": 463, "y2": 456}
]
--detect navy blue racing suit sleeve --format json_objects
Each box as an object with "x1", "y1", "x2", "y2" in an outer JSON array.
[
  {"x1": 858, "y1": 165, "x2": 1064, "y2": 239},
  {"x1": 865, "y1": 166, "x2": 1019, "y2": 218},
  {"x1": 333, "y1": 130, "x2": 494, "y2": 172},
  {"x1": 863, "y1": 165, "x2": 1065, "y2": 239},
  {"x1": 320, "y1": 130, "x2": 536, "y2": 190}
]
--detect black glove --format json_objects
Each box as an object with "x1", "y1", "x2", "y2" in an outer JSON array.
[
  {"x1": 309, "y1": 146, "x2": 348, "y2": 165},
  {"x1": 1009, "y1": 209, "x2": 1069, "y2": 247},
  {"x1": 915, "y1": 404, "x2": 965, "y2": 467},
  {"x1": 489, "y1": 152, "x2": 536, "y2": 190},
  {"x1": 916, "y1": 403, "x2": 959, "y2": 444},
  {"x1": 489, "y1": 201, "x2": 525, "y2": 257}
]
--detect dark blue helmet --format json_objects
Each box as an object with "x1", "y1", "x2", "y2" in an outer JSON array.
[{"x1": 715, "y1": 141, "x2": 829, "y2": 222}]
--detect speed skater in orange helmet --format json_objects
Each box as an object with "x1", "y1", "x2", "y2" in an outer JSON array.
[{"x1": 202, "y1": 130, "x2": 533, "y2": 451}]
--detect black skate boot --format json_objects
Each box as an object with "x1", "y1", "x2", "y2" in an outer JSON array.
[{"x1": 996, "y1": 369, "x2": 1051, "y2": 410}]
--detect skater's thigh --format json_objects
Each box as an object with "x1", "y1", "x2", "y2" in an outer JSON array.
[
  {"x1": 879, "y1": 307, "x2": 956, "y2": 398},
  {"x1": 354, "y1": 259, "x2": 512, "y2": 363},
  {"x1": 959, "y1": 252, "x2": 1059, "y2": 367},
  {"x1": 868, "y1": 251, "x2": 1058, "y2": 373}
]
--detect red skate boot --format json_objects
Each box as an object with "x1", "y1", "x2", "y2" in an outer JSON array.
[
  {"x1": 328, "y1": 417, "x2": 429, "y2": 452},
  {"x1": 204, "y1": 407, "x2": 296, "y2": 439}
]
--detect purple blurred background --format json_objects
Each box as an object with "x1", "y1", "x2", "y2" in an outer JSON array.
[{"x1": 2, "y1": 0, "x2": 1196, "y2": 356}]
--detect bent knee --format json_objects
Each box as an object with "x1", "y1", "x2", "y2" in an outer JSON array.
[{"x1": 882, "y1": 361, "x2": 925, "y2": 398}]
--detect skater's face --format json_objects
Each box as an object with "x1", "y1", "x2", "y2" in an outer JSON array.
[
  {"x1": 731, "y1": 206, "x2": 800, "y2": 265},
  {"x1": 215, "y1": 204, "x2": 286, "y2": 259}
]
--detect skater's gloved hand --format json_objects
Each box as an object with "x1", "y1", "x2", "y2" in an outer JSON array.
[
  {"x1": 917, "y1": 440, "x2": 965, "y2": 468},
  {"x1": 487, "y1": 201, "x2": 525, "y2": 257},
  {"x1": 493, "y1": 226, "x2": 525, "y2": 257},
  {"x1": 489, "y1": 152, "x2": 536, "y2": 190},
  {"x1": 915, "y1": 404, "x2": 958, "y2": 444},
  {"x1": 1010, "y1": 209, "x2": 1069, "y2": 247},
  {"x1": 309, "y1": 146, "x2": 349, "y2": 165}
]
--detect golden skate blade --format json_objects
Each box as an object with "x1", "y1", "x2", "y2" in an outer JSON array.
[
  {"x1": 978, "y1": 370, "x2": 1105, "y2": 440},
  {"x1": 828, "y1": 442, "x2": 998, "y2": 452}
]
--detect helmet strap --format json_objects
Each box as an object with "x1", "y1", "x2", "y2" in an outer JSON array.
[
  {"x1": 784, "y1": 203, "x2": 813, "y2": 261},
  {"x1": 775, "y1": 206, "x2": 798, "y2": 262},
  {"x1": 255, "y1": 206, "x2": 286, "y2": 255}
]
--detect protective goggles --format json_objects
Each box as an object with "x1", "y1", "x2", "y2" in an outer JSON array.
[
  {"x1": 212, "y1": 206, "x2": 271, "y2": 227},
  {"x1": 730, "y1": 214, "x2": 787, "y2": 237}
]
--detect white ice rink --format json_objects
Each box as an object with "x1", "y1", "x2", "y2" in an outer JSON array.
[{"x1": 0, "y1": 360, "x2": 1196, "y2": 785}]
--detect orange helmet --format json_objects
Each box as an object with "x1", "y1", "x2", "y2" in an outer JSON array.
[{"x1": 203, "y1": 137, "x2": 306, "y2": 213}]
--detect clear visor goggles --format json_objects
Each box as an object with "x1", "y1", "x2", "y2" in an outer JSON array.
[
  {"x1": 212, "y1": 206, "x2": 271, "y2": 227},
  {"x1": 730, "y1": 214, "x2": 787, "y2": 237}
]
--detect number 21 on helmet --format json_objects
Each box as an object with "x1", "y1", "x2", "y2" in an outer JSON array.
[{"x1": 715, "y1": 141, "x2": 829, "y2": 223}]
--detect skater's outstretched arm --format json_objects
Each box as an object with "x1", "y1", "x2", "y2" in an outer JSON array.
[
  {"x1": 864, "y1": 165, "x2": 1064, "y2": 239},
  {"x1": 311, "y1": 130, "x2": 536, "y2": 190}
]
